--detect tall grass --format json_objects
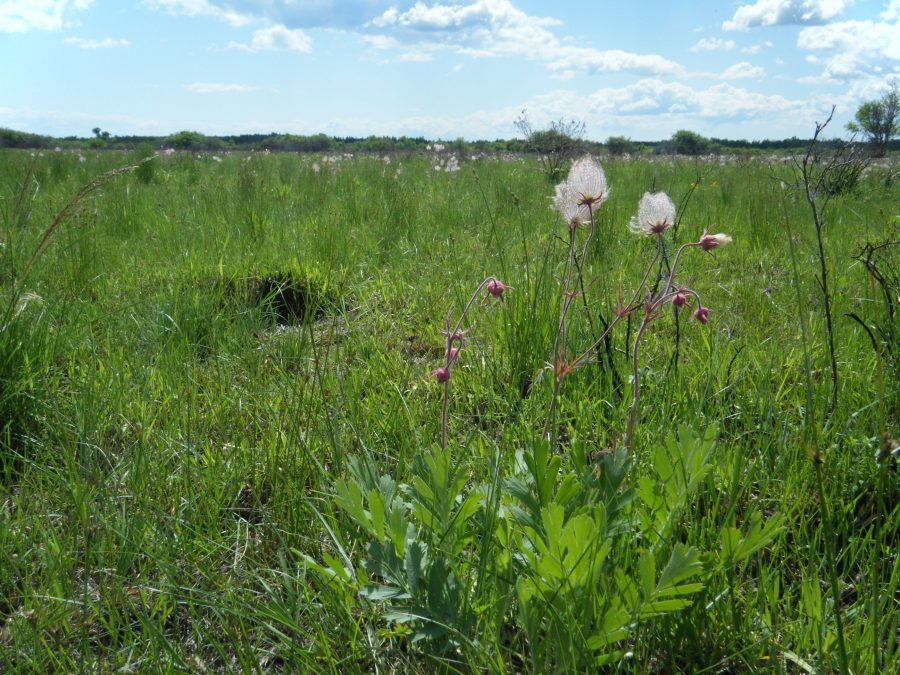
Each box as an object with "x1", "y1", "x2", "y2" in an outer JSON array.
[{"x1": 0, "y1": 148, "x2": 896, "y2": 672}]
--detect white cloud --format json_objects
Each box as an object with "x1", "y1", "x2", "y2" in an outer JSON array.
[
  {"x1": 721, "y1": 61, "x2": 767, "y2": 79},
  {"x1": 362, "y1": 34, "x2": 399, "y2": 49},
  {"x1": 517, "y1": 78, "x2": 817, "y2": 124},
  {"x1": 881, "y1": 0, "x2": 900, "y2": 20},
  {"x1": 182, "y1": 82, "x2": 257, "y2": 93},
  {"x1": 146, "y1": 0, "x2": 407, "y2": 29},
  {"x1": 691, "y1": 37, "x2": 736, "y2": 52},
  {"x1": 144, "y1": 0, "x2": 255, "y2": 27},
  {"x1": 399, "y1": 49, "x2": 432, "y2": 62},
  {"x1": 0, "y1": 0, "x2": 93, "y2": 33},
  {"x1": 64, "y1": 36, "x2": 129, "y2": 48},
  {"x1": 741, "y1": 40, "x2": 773, "y2": 54},
  {"x1": 371, "y1": 0, "x2": 684, "y2": 76},
  {"x1": 797, "y1": 17, "x2": 900, "y2": 78},
  {"x1": 724, "y1": 0, "x2": 853, "y2": 31},
  {"x1": 228, "y1": 24, "x2": 312, "y2": 52}
]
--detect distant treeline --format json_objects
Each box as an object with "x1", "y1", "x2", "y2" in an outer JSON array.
[{"x1": 2, "y1": 126, "x2": 897, "y2": 155}]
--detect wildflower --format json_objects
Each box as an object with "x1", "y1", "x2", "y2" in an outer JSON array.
[
  {"x1": 628, "y1": 191, "x2": 676, "y2": 236},
  {"x1": 699, "y1": 231, "x2": 732, "y2": 252},
  {"x1": 447, "y1": 346, "x2": 460, "y2": 366},
  {"x1": 672, "y1": 292, "x2": 687, "y2": 308},
  {"x1": 486, "y1": 278, "x2": 511, "y2": 300},
  {"x1": 433, "y1": 367, "x2": 451, "y2": 383},
  {"x1": 566, "y1": 156, "x2": 608, "y2": 209},
  {"x1": 553, "y1": 182, "x2": 591, "y2": 227},
  {"x1": 693, "y1": 306, "x2": 710, "y2": 324}
]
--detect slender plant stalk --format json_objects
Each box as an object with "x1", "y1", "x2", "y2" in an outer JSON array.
[
  {"x1": 439, "y1": 276, "x2": 501, "y2": 448},
  {"x1": 780, "y1": 188, "x2": 849, "y2": 675}
]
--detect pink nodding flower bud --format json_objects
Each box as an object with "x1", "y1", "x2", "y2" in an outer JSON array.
[
  {"x1": 486, "y1": 278, "x2": 510, "y2": 299},
  {"x1": 693, "y1": 306, "x2": 710, "y2": 324},
  {"x1": 672, "y1": 292, "x2": 687, "y2": 308},
  {"x1": 447, "y1": 347, "x2": 460, "y2": 366},
  {"x1": 433, "y1": 367, "x2": 451, "y2": 383},
  {"x1": 699, "y1": 232, "x2": 732, "y2": 252}
]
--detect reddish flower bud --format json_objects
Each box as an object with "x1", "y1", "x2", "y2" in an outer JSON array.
[
  {"x1": 486, "y1": 278, "x2": 510, "y2": 299},
  {"x1": 433, "y1": 367, "x2": 451, "y2": 383},
  {"x1": 693, "y1": 306, "x2": 710, "y2": 324},
  {"x1": 672, "y1": 292, "x2": 687, "y2": 308},
  {"x1": 447, "y1": 347, "x2": 460, "y2": 366},
  {"x1": 699, "y1": 232, "x2": 732, "y2": 252}
]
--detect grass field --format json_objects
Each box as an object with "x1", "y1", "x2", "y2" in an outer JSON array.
[{"x1": 0, "y1": 147, "x2": 897, "y2": 672}]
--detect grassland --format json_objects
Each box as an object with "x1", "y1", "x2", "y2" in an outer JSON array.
[{"x1": 0, "y1": 147, "x2": 897, "y2": 672}]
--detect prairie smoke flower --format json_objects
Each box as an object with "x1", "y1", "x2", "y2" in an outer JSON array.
[
  {"x1": 672, "y1": 292, "x2": 687, "y2": 308},
  {"x1": 699, "y1": 232, "x2": 732, "y2": 252},
  {"x1": 693, "y1": 306, "x2": 710, "y2": 324},
  {"x1": 447, "y1": 346, "x2": 460, "y2": 366},
  {"x1": 566, "y1": 156, "x2": 609, "y2": 209},
  {"x1": 433, "y1": 367, "x2": 451, "y2": 383},
  {"x1": 486, "y1": 278, "x2": 511, "y2": 299},
  {"x1": 552, "y1": 182, "x2": 591, "y2": 227},
  {"x1": 629, "y1": 191, "x2": 676, "y2": 236}
]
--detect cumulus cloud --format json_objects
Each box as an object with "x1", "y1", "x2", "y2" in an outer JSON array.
[
  {"x1": 182, "y1": 82, "x2": 257, "y2": 93},
  {"x1": 1, "y1": 0, "x2": 93, "y2": 33},
  {"x1": 881, "y1": 0, "x2": 900, "y2": 20},
  {"x1": 146, "y1": 1, "x2": 683, "y2": 75},
  {"x1": 64, "y1": 36, "x2": 129, "y2": 48},
  {"x1": 691, "y1": 37, "x2": 736, "y2": 52},
  {"x1": 720, "y1": 61, "x2": 767, "y2": 79},
  {"x1": 513, "y1": 78, "x2": 817, "y2": 125},
  {"x1": 741, "y1": 40, "x2": 773, "y2": 54},
  {"x1": 371, "y1": 0, "x2": 684, "y2": 76},
  {"x1": 398, "y1": 50, "x2": 432, "y2": 62},
  {"x1": 724, "y1": 0, "x2": 854, "y2": 31},
  {"x1": 144, "y1": 0, "x2": 255, "y2": 27},
  {"x1": 797, "y1": 16, "x2": 900, "y2": 79},
  {"x1": 228, "y1": 24, "x2": 312, "y2": 52},
  {"x1": 147, "y1": 0, "x2": 408, "y2": 29}
]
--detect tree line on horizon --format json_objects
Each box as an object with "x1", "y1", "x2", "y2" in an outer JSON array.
[{"x1": 5, "y1": 126, "x2": 895, "y2": 157}]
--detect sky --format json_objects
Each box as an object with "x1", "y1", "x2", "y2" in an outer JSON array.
[{"x1": 1, "y1": 0, "x2": 898, "y2": 141}]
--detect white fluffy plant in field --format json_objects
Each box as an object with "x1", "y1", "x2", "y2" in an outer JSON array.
[
  {"x1": 629, "y1": 191, "x2": 676, "y2": 236},
  {"x1": 545, "y1": 158, "x2": 732, "y2": 451}
]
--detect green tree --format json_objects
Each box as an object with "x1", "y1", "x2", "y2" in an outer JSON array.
[
  {"x1": 606, "y1": 135, "x2": 634, "y2": 156},
  {"x1": 672, "y1": 129, "x2": 709, "y2": 156},
  {"x1": 515, "y1": 110, "x2": 586, "y2": 181},
  {"x1": 847, "y1": 80, "x2": 899, "y2": 157}
]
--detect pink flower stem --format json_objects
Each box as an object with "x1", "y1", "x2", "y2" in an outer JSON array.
[
  {"x1": 441, "y1": 379, "x2": 450, "y2": 449},
  {"x1": 439, "y1": 276, "x2": 499, "y2": 449},
  {"x1": 567, "y1": 247, "x2": 661, "y2": 372},
  {"x1": 624, "y1": 311, "x2": 651, "y2": 452},
  {"x1": 545, "y1": 205, "x2": 596, "y2": 442},
  {"x1": 552, "y1": 226, "x2": 579, "y2": 367},
  {"x1": 623, "y1": 288, "x2": 703, "y2": 452},
  {"x1": 662, "y1": 241, "x2": 702, "y2": 298}
]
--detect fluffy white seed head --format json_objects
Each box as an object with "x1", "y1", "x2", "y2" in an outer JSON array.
[
  {"x1": 628, "y1": 191, "x2": 676, "y2": 236},
  {"x1": 552, "y1": 182, "x2": 591, "y2": 227},
  {"x1": 566, "y1": 156, "x2": 609, "y2": 209}
]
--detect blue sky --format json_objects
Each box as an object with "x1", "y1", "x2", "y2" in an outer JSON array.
[{"x1": 1, "y1": 0, "x2": 898, "y2": 140}]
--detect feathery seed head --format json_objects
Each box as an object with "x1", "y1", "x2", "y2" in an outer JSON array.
[
  {"x1": 552, "y1": 182, "x2": 591, "y2": 227},
  {"x1": 566, "y1": 156, "x2": 608, "y2": 209},
  {"x1": 628, "y1": 191, "x2": 676, "y2": 236}
]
